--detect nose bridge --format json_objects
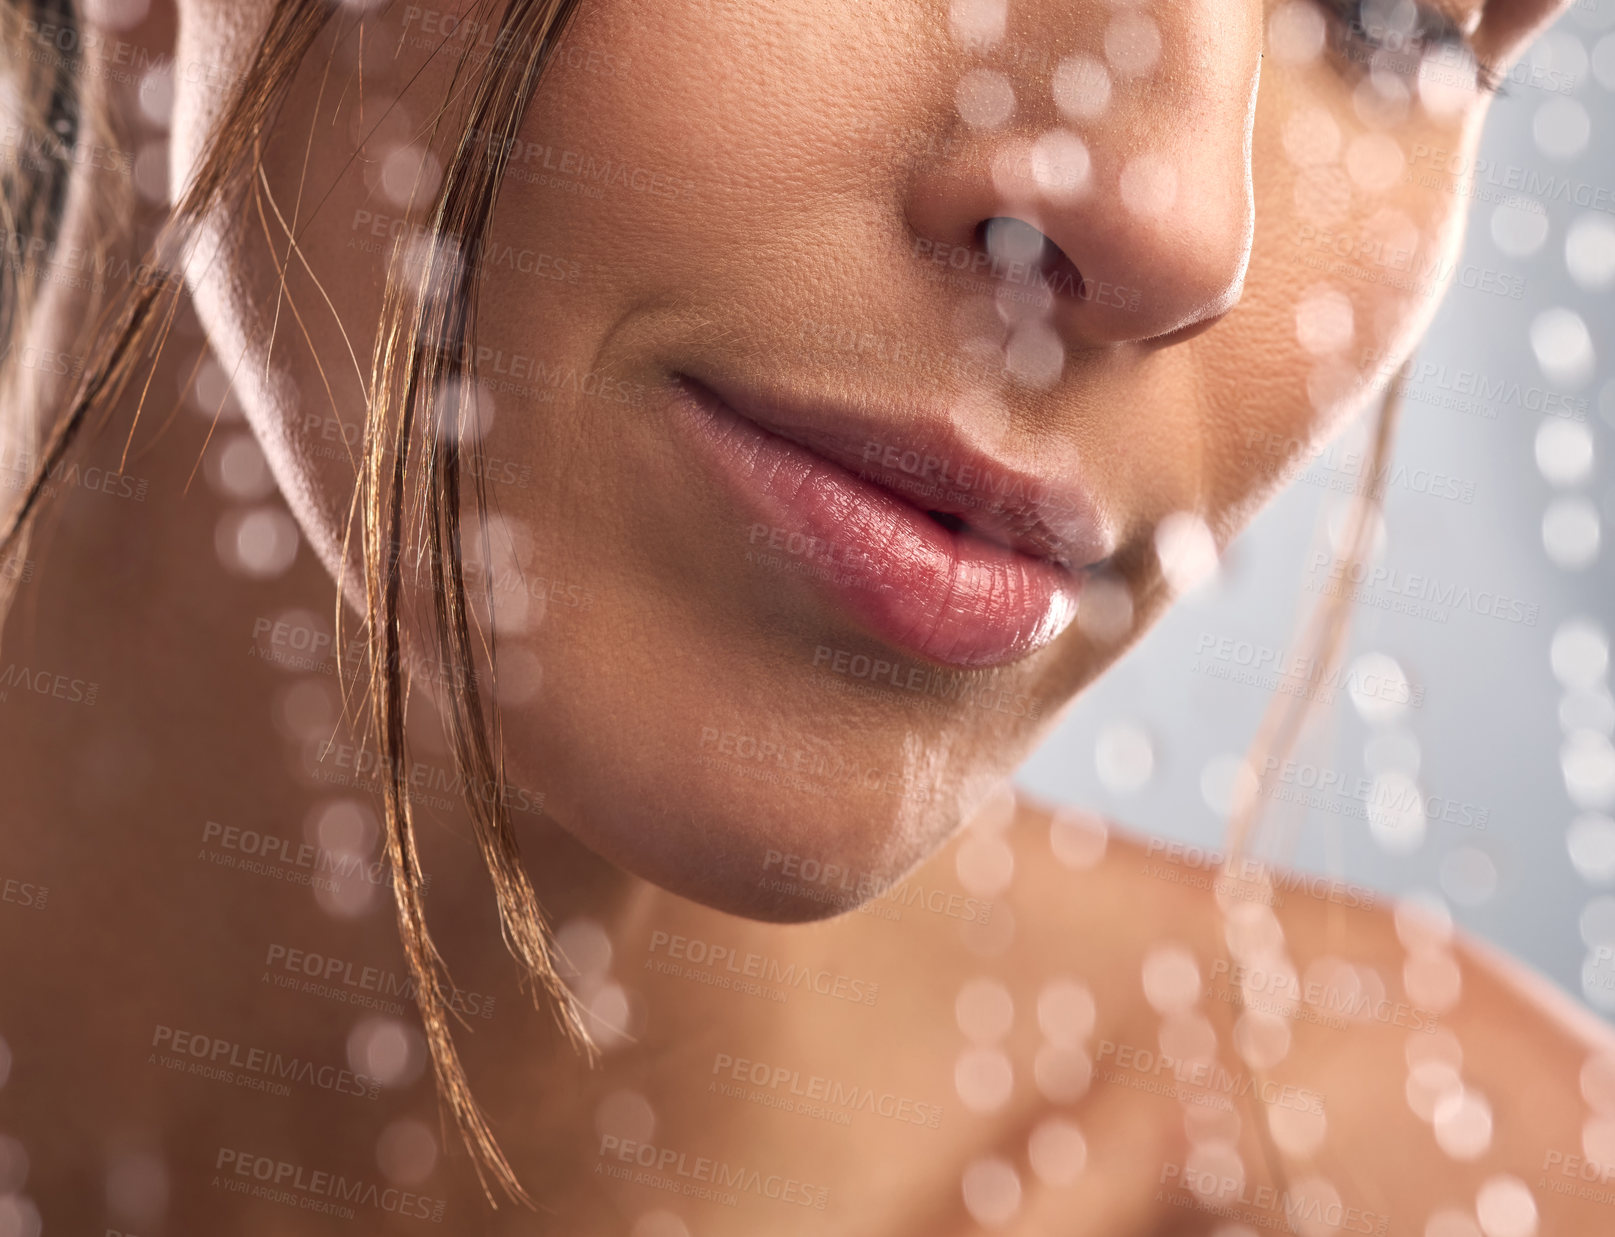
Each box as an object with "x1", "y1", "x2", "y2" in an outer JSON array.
[{"x1": 904, "y1": 0, "x2": 1262, "y2": 346}]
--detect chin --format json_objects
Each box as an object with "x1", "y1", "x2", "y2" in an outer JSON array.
[{"x1": 539, "y1": 748, "x2": 982, "y2": 924}]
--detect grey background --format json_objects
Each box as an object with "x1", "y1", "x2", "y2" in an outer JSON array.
[{"x1": 1019, "y1": 0, "x2": 1615, "y2": 1016}]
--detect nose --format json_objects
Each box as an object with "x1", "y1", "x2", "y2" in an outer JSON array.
[{"x1": 903, "y1": 1, "x2": 1262, "y2": 348}]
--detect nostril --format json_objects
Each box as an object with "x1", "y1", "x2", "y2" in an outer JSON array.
[
  {"x1": 977, "y1": 217, "x2": 1086, "y2": 303},
  {"x1": 981, "y1": 217, "x2": 1045, "y2": 264}
]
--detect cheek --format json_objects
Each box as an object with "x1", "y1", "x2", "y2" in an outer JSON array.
[
  {"x1": 1204, "y1": 68, "x2": 1490, "y2": 514},
  {"x1": 174, "y1": 12, "x2": 480, "y2": 588}
]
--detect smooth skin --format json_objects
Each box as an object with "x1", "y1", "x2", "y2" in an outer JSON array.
[
  {"x1": 172, "y1": 0, "x2": 1545, "y2": 918},
  {"x1": 0, "y1": 0, "x2": 1606, "y2": 1232}
]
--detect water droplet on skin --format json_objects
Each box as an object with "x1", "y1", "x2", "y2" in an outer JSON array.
[
  {"x1": 956, "y1": 978, "x2": 1015, "y2": 1043},
  {"x1": 376, "y1": 1118, "x2": 438, "y2": 1185},
  {"x1": 215, "y1": 507, "x2": 301, "y2": 580},
  {"x1": 1104, "y1": 11, "x2": 1162, "y2": 78},
  {"x1": 1394, "y1": 895, "x2": 1455, "y2": 954},
  {"x1": 1403, "y1": 950, "x2": 1462, "y2": 1012},
  {"x1": 347, "y1": 1016, "x2": 426, "y2": 1088},
  {"x1": 586, "y1": 983, "x2": 634, "y2": 1050},
  {"x1": 1433, "y1": 1088, "x2": 1494, "y2": 1160},
  {"x1": 1029, "y1": 130, "x2": 1092, "y2": 200},
  {"x1": 209, "y1": 433, "x2": 277, "y2": 501},
  {"x1": 1475, "y1": 1176, "x2": 1538, "y2": 1237},
  {"x1": 1222, "y1": 900, "x2": 1285, "y2": 962},
  {"x1": 1049, "y1": 809, "x2": 1109, "y2": 870},
  {"x1": 1354, "y1": 57, "x2": 1411, "y2": 127},
  {"x1": 1004, "y1": 320, "x2": 1065, "y2": 387},
  {"x1": 1037, "y1": 977, "x2": 1096, "y2": 1046},
  {"x1": 1052, "y1": 54, "x2": 1111, "y2": 119},
  {"x1": 1233, "y1": 1010, "x2": 1292, "y2": 1070},
  {"x1": 313, "y1": 853, "x2": 382, "y2": 919},
  {"x1": 1424, "y1": 46, "x2": 1482, "y2": 114},
  {"x1": 955, "y1": 1047, "x2": 1015, "y2": 1111},
  {"x1": 554, "y1": 917, "x2": 615, "y2": 986},
  {"x1": 595, "y1": 1090, "x2": 656, "y2": 1143},
  {"x1": 1406, "y1": 1059, "x2": 1464, "y2": 1122},
  {"x1": 1295, "y1": 285, "x2": 1356, "y2": 356},
  {"x1": 1185, "y1": 1142, "x2": 1244, "y2": 1203},
  {"x1": 949, "y1": 0, "x2": 1007, "y2": 49},
  {"x1": 378, "y1": 143, "x2": 444, "y2": 209},
  {"x1": 1074, "y1": 572, "x2": 1133, "y2": 645},
  {"x1": 956, "y1": 830, "x2": 1016, "y2": 896},
  {"x1": 1268, "y1": 2, "x2": 1327, "y2": 64},
  {"x1": 1141, "y1": 943, "x2": 1202, "y2": 1015},
  {"x1": 137, "y1": 65, "x2": 174, "y2": 128},
  {"x1": 1028, "y1": 1117, "x2": 1087, "y2": 1185},
  {"x1": 961, "y1": 1158, "x2": 1022, "y2": 1227},
  {"x1": 1032, "y1": 1043, "x2": 1092, "y2": 1103},
  {"x1": 1153, "y1": 513, "x2": 1218, "y2": 594},
  {"x1": 956, "y1": 69, "x2": 1016, "y2": 129},
  {"x1": 1269, "y1": 1101, "x2": 1327, "y2": 1158}
]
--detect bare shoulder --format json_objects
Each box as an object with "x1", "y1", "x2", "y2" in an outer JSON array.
[
  {"x1": 998, "y1": 794, "x2": 1615, "y2": 1233},
  {"x1": 1269, "y1": 860, "x2": 1615, "y2": 1233}
]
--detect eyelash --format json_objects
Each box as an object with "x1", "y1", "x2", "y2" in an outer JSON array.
[{"x1": 1311, "y1": 0, "x2": 1503, "y2": 94}]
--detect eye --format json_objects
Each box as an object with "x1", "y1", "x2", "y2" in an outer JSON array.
[{"x1": 1311, "y1": 0, "x2": 1502, "y2": 93}]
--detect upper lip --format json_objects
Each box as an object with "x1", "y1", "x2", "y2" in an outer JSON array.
[{"x1": 681, "y1": 374, "x2": 1113, "y2": 570}]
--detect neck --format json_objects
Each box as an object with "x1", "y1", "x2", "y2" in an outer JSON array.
[{"x1": 0, "y1": 290, "x2": 658, "y2": 1036}]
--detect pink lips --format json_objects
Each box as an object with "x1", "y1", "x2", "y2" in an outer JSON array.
[{"x1": 669, "y1": 376, "x2": 1111, "y2": 669}]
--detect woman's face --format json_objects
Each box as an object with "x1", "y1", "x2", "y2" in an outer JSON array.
[{"x1": 174, "y1": 0, "x2": 1559, "y2": 919}]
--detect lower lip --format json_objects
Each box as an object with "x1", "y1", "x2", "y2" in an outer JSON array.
[{"x1": 670, "y1": 379, "x2": 1084, "y2": 669}]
